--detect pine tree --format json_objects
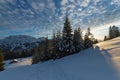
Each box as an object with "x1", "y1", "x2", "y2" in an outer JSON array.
[
  {"x1": 37, "y1": 45, "x2": 45, "y2": 62},
  {"x1": 109, "y1": 25, "x2": 120, "y2": 39},
  {"x1": 73, "y1": 29, "x2": 78, "y2": 52},
  {"x1": 112, "y1": 25, "x2": 116, "y2": 38},
  {"x1": 73, "y1": 28, "x2": 84, "y2": 52},
  {"x1": 104, "y1": 36, "x2": 108, "y2": 41},
  {"x1": 55, "y1": 31, "x2": 62, "y2": 58},
  {"x1": 32, "y1": 46, "x2": 43, "y2": 64},
  {"x1": 52, "y1": 30, "x2": 56, "y2": 52},
  {"x1": 113, "y1": 26, "x2": 119, "y2": 37},
  {"x1": 56, "y1": 31, "x2": 62, "y2": 51},
  {"x1": 77, "y1": 27, "x2": 84, "y2": 50},
  {"x1": 62, "y1": 16, "x2": 74, "y2": 55},
  {"x1": 84, "y1": 28, "x2": 93, "y2": 49},
  {"x1": 94, "y1": 39, "x2": 98, "y2": 44},
  {"x1": 32, "y1": 36, "x2": 50, "y2": 63},
  {"x1": 84, "y1": 34, "x2": 93, "y2": 49},
  {"x1": 0, "y1": 50, "x2": 4, "y2": 71},
  {"x1": 32, "y1": 49, "x2": 38, "y2": 64},
  {"x1": 51, "y1": 30, "x2": 58, "y2": 59},
  {"x1": 86, "y1": 27, "x2": 92, "y2": 36},
  {"x1": 32, "y1": 37, "x2": 50, "y2": 64},
  {"x1": 44, "y1": 36, "x2": 50, "y2": 60},
  {"x1": 109, "y1": 26, "x2": 112, "y2": 39}
]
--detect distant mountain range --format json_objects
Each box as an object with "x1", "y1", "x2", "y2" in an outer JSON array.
[{"x1": 0, "y1": 35, "x2": 45, "y2": 52}]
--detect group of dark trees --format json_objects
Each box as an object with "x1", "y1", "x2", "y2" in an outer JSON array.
[
  {"x1": 0, "y1": 49, "x2": 34, "y2": 71},
  {"x1": 104, "y1": 25, "x2": 120, "y2": 41},
  {"x1": 32, "y1": 17, "x2": 97, "y2": 64},
  {"x1": 3, "y1": 49, "x2": 34, "y2": 60}
]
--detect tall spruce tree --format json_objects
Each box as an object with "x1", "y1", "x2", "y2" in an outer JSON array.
[
  {"x1": 84, "y1": 28, "x2": 93, "y2": 49},
  {"x1": 55, "y1": 31, "x2": 62, "y2": 58},
  {"x1": 104, "y1": 36, "x2": 108, "y2": 41},
  {"x1": 62, "y1": 16, "x2": 74, "y2": 55},
  {"x1": 51, "y1": 30, "x2": 60, "y2": 59},
  {"x1": 32, "y1": 48, "x2": 38, "y2": 64},
  {"x1": 77, "y1": 27, "x2": 84, "y2": 50},
  {"x1": 32, "y1": 43, "x2": 45, "y2": 64},
  {"x1": 109, "y1": 26, "x2": 112, "y2": 39},
  {"x1": 113, "y1": 26, "x2": 119, "y2": 37},
  {"x1": 111, "y1": 25, "x2": 116, "y2": 38},
  {"x1": 84, "y1": 34, "x2": 93, "y2": 49},
  {"x1": 109, "y1": 25, "x2": 120, "y2": 39},
  {"x1": 73, "y1": 29, "x2": 79, "y2": 52},
  {"x1": 73, "y1": 27, "x2": 84, "y2": 52},
  {"x1": 44, "y1": 36, "x2": 50, "y2": 60},
  {"x1": 56, "y1": 30, "x2": 62, "y2": 51},
  {"x1": 86, "y1": 27, "x2": 92, "y2": 36},
  {"x1": 32, "y1": 36, "x2": 50, "y2": 64},
  {"x1": 52, "y1": 30, "x2": 56, "y2": 52},
  {"x1": 0, "y1": 50, "x2": 4, "y2": 71}
]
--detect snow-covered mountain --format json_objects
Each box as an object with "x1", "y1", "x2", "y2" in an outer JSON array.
[
  {"x1": 0, "y1": 35, "x2": 45, "y2": 52},
  {"x1": 0, "y1": 37, "x2": 120, "y2": 80}
]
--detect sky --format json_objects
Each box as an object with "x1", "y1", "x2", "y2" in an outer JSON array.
[{"x1": 0, "y1": 0, "x2": 120, "y2": 40}]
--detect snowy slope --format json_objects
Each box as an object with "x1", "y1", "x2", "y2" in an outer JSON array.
[
  {"x1": 0, "y1": 37, "x2": 120, "y2": 80},
  {"x1": 4, "y1": 57, "x2": 32, "y2": 69}
]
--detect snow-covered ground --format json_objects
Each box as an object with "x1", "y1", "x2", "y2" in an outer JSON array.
[
  {"x1": 4, "y1": 57, "x2": 32, "y2": 69},
  {"x1": 0, "y1": 37, "x2": 120, "y2": 80}
]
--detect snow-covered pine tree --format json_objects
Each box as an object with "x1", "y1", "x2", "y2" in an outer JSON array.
[
  {"x1": 84, "y1": 28, "x2": 93, "y2": 49},
  {"x1": 111, "y1": 26, "x2": 117, "y2": 39},
  {"x1": 52, "y1": 30, "x2": 56, "y2": 50},
  {"x1": 73, "y1": 29, "x2": 79, "y2": 52},
  {"x1": 51, "y1": 30, "x2": 57, "y2": 59},
  {"x1": 73, "y1": 28, "x2": 84, "y2": 52},
  {"x1": 61, "y1": 16, "x2": 74, "y2": 55},
  {"x1": 113, "y1": 26, "x2": 119, "y2": 37},
  {"x1": 84, "y1": 34, "x2": 93, "y2": 49},
  {"x1": 77, "y1": 27, "x2": 84, "y2": 50},
  {"x1": 32, "y1": 36, "x2": 50, "y2": 63},
  {"x1": 32, "y1": 49, "x2": 39, "y2": 64},
  {"x1": 32, "y1": 45, "x2": 44, "y2": 64},
  {"x1": 109, "y1": 25, "x2": 119, "y2": 39},
  {"x1": 109, "y1": 26, "x2": 112, "y2": 39},
  {"x1": 0, "y1": 50, "x2": 4, "y2": 71},
  {"x1": 55, "y1": 31, "x2": 62, "y2": 58},
  {"x1": 44, "y1": 36, "x2": 50, "y2": 60}
]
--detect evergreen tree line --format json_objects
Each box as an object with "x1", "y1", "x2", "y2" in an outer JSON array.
[
  {"x1": 32, "y1": 17, "x2": 97, "y2": 64},
  {"x1": 0, "y1": 49, "x2": 34, "y2": 71},
  {"x1": 0, "y1": 46, "x2": 35, "y2": 60},
  {"x1": 104, "y1": 25, "x2": 120, "y2": 41},
  {"x1": 3, "y1": 49, "x2": 34, "y2": 60}
]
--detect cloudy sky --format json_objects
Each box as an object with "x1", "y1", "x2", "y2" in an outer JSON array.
[{"x1": 0, "y1": 0, "x2": 120, "y2": 39}]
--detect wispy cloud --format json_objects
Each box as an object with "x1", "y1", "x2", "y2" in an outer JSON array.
[
  {"x1": 111, "y1": 0, "x2": 120, "y2": 6},
  {"x1": 80, "y1": 0, "x2": 90, "y2": 7},
  {"x1": 0, "y1": 0, "x2": 120, "y2": 38}
]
